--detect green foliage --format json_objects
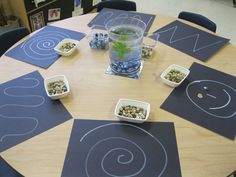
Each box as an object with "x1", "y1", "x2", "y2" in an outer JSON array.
[{"x1": 112, "y1": 41, "x2": 131, "y2": 59}]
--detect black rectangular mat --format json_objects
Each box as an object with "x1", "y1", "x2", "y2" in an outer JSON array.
[
  {"x1": 0, "y1": 71, "x2": 72, "y2": 152},
  {"x1": 161, "y1": 62, "x2": 236, "y2": 140},
  {"x1": 61, "y1": 119, "x2": 182, "y2": 177},
  {"x1": 5, "y1": 26, "x2": 85, "y2": 68},
  {"x1": 88, "y1": 8, "x2": 155, "y2": 33},
  {"x1": 153, "y1": 20, "x2": 229, "y2": 61}
]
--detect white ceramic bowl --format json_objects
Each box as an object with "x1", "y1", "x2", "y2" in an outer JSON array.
[
  {"x1": 44, "y1": 75, "x2": 70, "y2": 100},
  {"x1": 114, "y1": 98, "x2": 150, "y2": 123},
  {"x1": 54, "y1": 38, "x2": 79, "y2": 56},
  {"x1": 160, "y1": 64, "x2": 190, "y2": 87}
]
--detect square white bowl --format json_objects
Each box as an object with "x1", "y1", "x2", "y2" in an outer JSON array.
[
  {"x1": 44, "y1": 75, "x2": 70, "y2": 100},
  {"x1": 54, "y1": 38, "x2": 79, "y2": 56},
  {"x1": 160, "y1": 64, "x2": 190, "y2": 87},
  {"x1": 114, "y1": 98, "x2": 150, "y2": 123}
]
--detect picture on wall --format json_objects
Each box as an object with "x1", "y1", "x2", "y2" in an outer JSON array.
[
  {"x1": 48, "y1": 8, "x2": 61, "y2": 21},
  {"x1": 30, "y1": 11, "x2": 45, "y2": 31},
  {"x1": 74, "y1": 0, "x2": 81, "y2": 7},
  {"x1": 73, "y1": 0, "x2": 83, "y2": 16}
]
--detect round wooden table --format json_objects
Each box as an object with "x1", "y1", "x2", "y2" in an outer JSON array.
[{"x1": 0, "y1": 13, "x2": 235, "y2": 177}]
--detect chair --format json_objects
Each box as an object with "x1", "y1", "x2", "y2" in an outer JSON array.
[
  {"x1": 226, "y1": 170, "x2": 236, "y2": 177},
  {"x1": 0, "y1": 27, "x2": 30, "y2": 56},
  {"x1": 97, "y1": 0, "x2": 136, "y2": 12},
  {"x1": 178, "y1": 11, "x2": 217, "y2": 33},
  {"x1": 0, "y1": 156, "x2": 24, "y2": 177}
]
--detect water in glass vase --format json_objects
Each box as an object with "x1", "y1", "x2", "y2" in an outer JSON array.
[{"x1": 106, "y1": 17, "x2": 146, "y2": 75}]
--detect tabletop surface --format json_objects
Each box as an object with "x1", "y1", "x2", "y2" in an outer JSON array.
[{"x1": 0, "y1": 13, "x2": 235, "y2": 177}]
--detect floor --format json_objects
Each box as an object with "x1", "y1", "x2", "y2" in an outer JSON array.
[{"x1": 133, "y1": 0, "x2": 236, "y2": 45}]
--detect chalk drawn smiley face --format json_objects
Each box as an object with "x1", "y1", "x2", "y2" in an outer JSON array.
[{"x1": 186, "y1": 80, "x2": 236, "y2": 119}]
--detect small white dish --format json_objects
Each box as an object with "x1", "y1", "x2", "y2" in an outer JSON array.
[
  {"x1": 114, "y1": 98, "x2": 150, "y2": 123},
  {"x1": 54, "y1": 38, "x2": 79, "y2": 56},
  {"x1": 44, "y1": 75, "x2": 70, "y2": 100},
  {"x1": 160, "y1": 64, "x2": 190, "y2": 87}
]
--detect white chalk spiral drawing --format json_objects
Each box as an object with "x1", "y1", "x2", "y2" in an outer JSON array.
[
  {"x1": 186, "y1": 80, "x2": 236, "y2": 119},
  {"x1": 20, "y1": 31, "x2": 71, "y2": 60},
  {"x1": 0, "y1": 77, "x2": 45, "y2": 142},
  {"x1": 80, "y1": 123, "x2": 168, "y2": 177},
  {"x1": 155, "y1": 25, "x2": 223, "y2": 53}
]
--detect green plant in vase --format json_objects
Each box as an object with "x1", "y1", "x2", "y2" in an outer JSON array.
[
  {"x1": 112, "y1": 41, "x2": 131, "y2": 60},
  {"x1": 111, "y1": 32, "x2": 132, "y2": 60}
]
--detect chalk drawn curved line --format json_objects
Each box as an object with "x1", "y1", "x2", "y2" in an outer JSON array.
[
  {"x1": 3, "y1": 78, "x2": 45, "y2": 106},
  {"x1": 155, "y1": 25, "x2": 223, "y2": 53},
  {"x1": 37, "y1": 39, "x2": 56, "y2": 50},
  {"x1": 81, "y1": 122, "x2": 168, "y2": 177},
  {"x1": 0, "y1": 114, "x2": 39, "y2": 142},
  {"x1": 42, "y1": 41, "x2": 53, "y2": 48},
  {"x1": 209, "y1": 89, "x2": 231, "y2": 110},
  {"x1": 4, "y1": 78, "x2": 39, "y2": 91},
  {"x1": 85, "y1": 137, "x2": 146, "y2": 177},
  {"x1": 206, "y1": 93, "x2": 216, "y2": 99},
  {"x1": 89, "y1": 11, "x2": 113, "y2": 26},
  {"x1": 21, "y1": 31, "x2": 70, "y2": 48},
  {"x1": 104, "y1": 148, "x2": 134, "y2": 164},
  {"x1": 130, "y1": 15, "x2": 141, "y2": 27},
  {"x1": 112, "y1": 13, "x2": 129, "y2": 27},
  {"x1": 116, "y1": 13, "x2": 128, "y2": 18},
  {"x1": 80, "y1": 123, "x2": 155, "y2": 142},
  {"x1": 28, "y1": 39, "x2": 56, "y2": 55},
  {"x1": 21, "y1": 32, "x2": 70, "y2": 60},
  {"x1": 103, "y1": 12, "x2": 114, "y2": 25},
  {"x1": 22, "y1": 34, "x2": 66, "y2": 58},
  {"x1": 0, "y1": 101, "x2": 45, "y2": 109},
  {"x1": 101, "y1": 141, "x2": 145, "y2": 177},
  {"x1": 132, "y1": 15, "x2": 141, "y2": 20},
  {"x1": 0, "y1": 77, "x2": 44, "y2": 142},
  {"x1": 131, "y1": 15, "x2": 153, "y2": 32},
  {"x1": 94, "y1": 11, "x2": 114, "y2": 26},
  {"x1": 186, "y1": 80, "x2": 236, "y2": 119}
]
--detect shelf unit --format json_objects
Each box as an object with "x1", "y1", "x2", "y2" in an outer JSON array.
[{"x1": 8, "y1": 0, "x2": 74, "y2": 32}]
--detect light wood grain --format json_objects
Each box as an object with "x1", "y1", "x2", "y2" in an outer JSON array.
[{"x1": 0, "y1": 13, "x2": 235, "y2": 177}]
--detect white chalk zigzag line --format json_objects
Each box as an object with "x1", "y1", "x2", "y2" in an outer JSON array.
[{"x1": 155, "y1": 25, "x2": 223, "y2": 53}]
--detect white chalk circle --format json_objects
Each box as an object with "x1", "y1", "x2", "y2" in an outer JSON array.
[{"x1": 186, "y1": 80, "x2": 236, "y2": 119}]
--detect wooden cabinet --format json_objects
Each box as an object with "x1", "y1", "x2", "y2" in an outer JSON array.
[{"x1": 8, "y1": 0, "x2": 74, "y2": 32}]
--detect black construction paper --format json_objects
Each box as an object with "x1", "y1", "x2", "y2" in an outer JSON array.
[
  {"x1": 61, "y1": 119, "x2": 182, "y2": 177},
  {"x1": 0, "y1": 156, "x2": 24, "y2": 177},
  {"x1": 161, "y1": 62, "x2": 236, "y2": 140},
  {"x1": 88, "y1": 8, "x2": 155, "y2": 33},
  {"x1": 153, "y1": 20, "x2": 229, "y2": 61},
  {"x1": 0, "y1": 71, "x2": 72, "y2": 152},
  {"x1": 5, "y1": 26, "x2": 85, "y2": 68}
]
